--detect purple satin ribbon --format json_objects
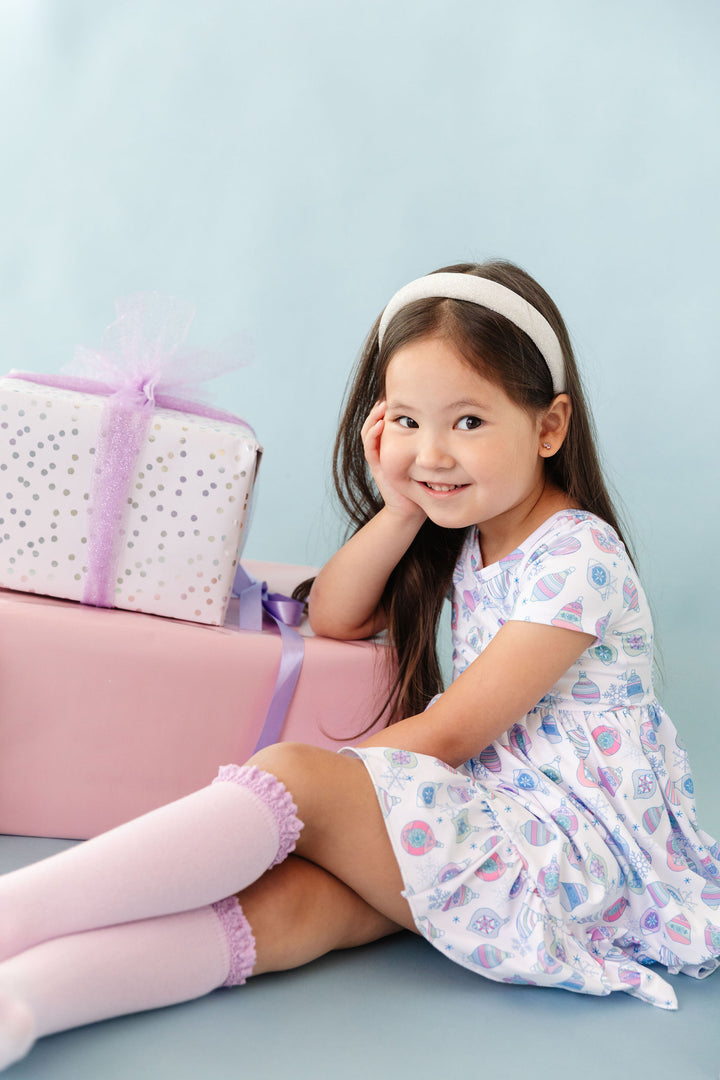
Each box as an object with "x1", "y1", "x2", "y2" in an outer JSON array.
[
  {"x1": 10, "y1": 370, "x2": 256, "y2": 609},
  {"x1": 232, "y1": 564, "x2": 305, "y2": 751}
]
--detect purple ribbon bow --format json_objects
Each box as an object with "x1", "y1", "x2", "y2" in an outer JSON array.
[{"x1": 232, "y1": 564, "x2": 306, "y2": 751}]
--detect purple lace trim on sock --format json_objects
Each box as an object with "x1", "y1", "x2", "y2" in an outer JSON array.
[
  {"x1": 213, "y1": 764, "x2": 303, "y2": 866},
  {"x1": 212, "y1": 897, "x2": 256, "y2": 987}
]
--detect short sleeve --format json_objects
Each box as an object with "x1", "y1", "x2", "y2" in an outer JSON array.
[{"x1": 508, "y1": 516, "x2": 636, "y2": 643}]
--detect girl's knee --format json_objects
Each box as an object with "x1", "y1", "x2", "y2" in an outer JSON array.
[
  {"x1": 248, "y1": 740, "x2": 317, "y2": 770},
  {"x1": 246, "y1": 742, "x2": 370, "y2": 826},
  {"x1": 247, "y1": 742, "x2": 344, "y2": 794}
]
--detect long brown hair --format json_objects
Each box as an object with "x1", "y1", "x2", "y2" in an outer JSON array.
[{"x1": 297, "y1": 260, "x2": 630, "y2": 730}]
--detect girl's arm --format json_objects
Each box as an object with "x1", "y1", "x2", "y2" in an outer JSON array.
[
  {"x1": 308, "y1": 402, "x2": 426, "y2": 640},
  {"x1": 308, "y1": 506, "x2": 424, "y2": 639},
  {"x1": 359, "y1": 621, "x2": 595, "y2": 766}
]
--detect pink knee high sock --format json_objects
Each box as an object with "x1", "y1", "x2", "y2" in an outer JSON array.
[
  {"x1": 0, "y1": 897, "x2": 255, "y2": 1072},
  {"x1": 0, "y1": 765, "x2": 301, "y2": 963}
]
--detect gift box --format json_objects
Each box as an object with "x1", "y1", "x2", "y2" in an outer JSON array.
[
  {"x1": 0, "y1": 562, "x2": 395, "y2": 840},
  {"x1": 0, "y1": 295, "x2": 261, "y2": 626},
  {"x1": 0, "y1": 377, "x2": 260, "y2": 626}
]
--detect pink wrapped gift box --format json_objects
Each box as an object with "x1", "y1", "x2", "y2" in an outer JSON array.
[{"x1": 0, "y1": 561, "x2": 394, "y2": 840}]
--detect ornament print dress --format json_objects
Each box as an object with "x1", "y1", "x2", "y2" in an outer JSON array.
[{"x1": 347, "y1": 511, "x2": 720, "y2": 1008}]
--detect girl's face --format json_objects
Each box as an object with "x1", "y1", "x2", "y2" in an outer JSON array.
[{"x1": 380, "y1": 335, "x2": 566, "y2": 561}]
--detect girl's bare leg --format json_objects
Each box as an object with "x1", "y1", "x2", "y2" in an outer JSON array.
[{"x1": 249, "y1": 742, "x2": 417, "y2": 932}]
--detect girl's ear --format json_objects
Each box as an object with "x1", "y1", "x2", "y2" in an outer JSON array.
[{"x1": 539, "y1": 394, "x2": 572, "y2": 457}]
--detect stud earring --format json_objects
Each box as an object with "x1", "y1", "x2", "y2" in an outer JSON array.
[{"x1": 542, "y1": 442, "x2": 551, "y2": 450}]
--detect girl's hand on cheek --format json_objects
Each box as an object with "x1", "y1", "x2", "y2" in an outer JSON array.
[{"x1": 361, "y1": 402, "x2": 426, "y2": 524}]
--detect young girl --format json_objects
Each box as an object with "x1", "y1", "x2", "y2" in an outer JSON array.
[{"x1": 1, "y1": 260, "x2": 718, "y2": 1068}]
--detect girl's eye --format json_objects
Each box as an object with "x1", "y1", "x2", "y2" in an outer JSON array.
[
  {"x1": 394, "y1": 416, "x2": 418, "y2": 429},
  {"x1": 456, "y1": 416, "x2": 483, "y2": 431}
]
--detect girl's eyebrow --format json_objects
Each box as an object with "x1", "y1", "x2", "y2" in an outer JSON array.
[
  {"x1": 445, "y1": 398, "x2": 489, "y2": 411},
  {"x1": 386, "y1": 398, "x2": 489, "y2": 411}
]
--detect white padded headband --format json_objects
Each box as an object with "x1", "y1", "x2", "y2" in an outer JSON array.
[{"x1": 377, "y1": 272, "x2": 566, "y2": 394}]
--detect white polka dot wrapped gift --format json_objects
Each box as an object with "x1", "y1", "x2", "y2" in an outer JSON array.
[{"x1": 0, "y1": 295, "x2": 261, "y2": 625}]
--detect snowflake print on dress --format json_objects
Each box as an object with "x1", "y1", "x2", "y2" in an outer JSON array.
[
  {"x1": 379, "y1": 751, "x2": 416, "y2": 792},
  {"x1": 345, "y1": 510, "x2": 720, "y2": 1008},
  {"x1": 602, "y1": 682, "x2": 628, "y2": 708}
]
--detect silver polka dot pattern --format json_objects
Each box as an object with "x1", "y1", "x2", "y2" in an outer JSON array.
[{"x1": 0, "y1": 378, "x2": 261, "y2": 624}]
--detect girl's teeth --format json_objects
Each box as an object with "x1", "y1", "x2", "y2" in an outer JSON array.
[{"x1": 426, "y1": 483, "x2": 456, "y2": 492}]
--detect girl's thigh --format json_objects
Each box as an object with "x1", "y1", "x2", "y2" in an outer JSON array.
[{"x1": 249, "y1": 742, "x2": 416, "y2": 933}]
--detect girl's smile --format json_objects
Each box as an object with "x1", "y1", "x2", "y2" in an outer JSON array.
[{"x1": 380, "y1": 335, "x2": 570, "y2": 562}]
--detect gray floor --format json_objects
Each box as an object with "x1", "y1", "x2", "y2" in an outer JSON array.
[{"x1": 2, "y1": 834, "x2": 720, "y2": 1079}]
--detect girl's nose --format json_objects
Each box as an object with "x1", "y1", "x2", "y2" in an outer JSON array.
[{"x1": 415, "y1": 432, "x2": 454, "y2": 470}]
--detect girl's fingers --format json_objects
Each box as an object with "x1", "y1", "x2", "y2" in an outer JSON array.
[
  {"x1": 362, "y1": 430, "x2": 383, "y2": 474},
  {"x1": 361, "y1": 400, "x2": 386, "y2": 437},
  {"x1": 361, "y1": 403, "x2": 386, "y2": 461}
]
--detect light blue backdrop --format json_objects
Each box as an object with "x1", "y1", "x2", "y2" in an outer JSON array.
[{"x1": 1, "y1": 1, "x2": 718, "y2": 794}]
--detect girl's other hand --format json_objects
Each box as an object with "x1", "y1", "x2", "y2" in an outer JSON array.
[{"x1": 361, "y1": 402, "x2": 426, "y2": 523}]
